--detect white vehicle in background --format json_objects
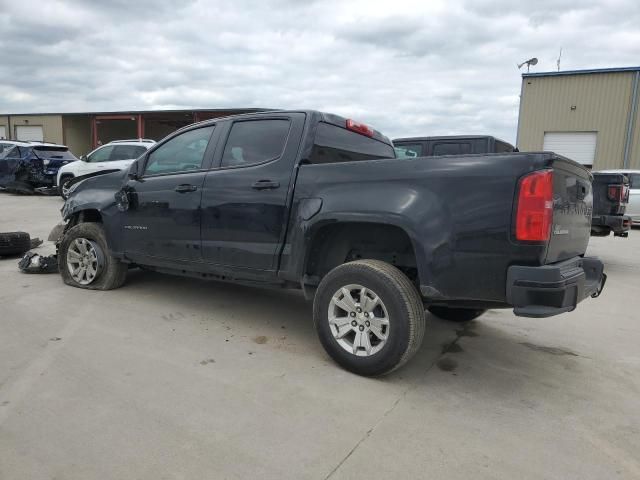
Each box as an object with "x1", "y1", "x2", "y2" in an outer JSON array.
[
  {"x1": 598, "y1": 170, "x2": 640, "y2": 225},
  {"x1": 57, "y1": 139, "x2": 155, "y2": 198}
]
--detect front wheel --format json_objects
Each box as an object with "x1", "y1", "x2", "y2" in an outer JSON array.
[
  {"x1": 313, "y1": 260, "x2": 425, "y2": 376},
  {"x1": 58, "y1": 175, "x2": 74, "y2": 199},
  {"x1": 428, "y1": 306, "x2": 486, "y2": 322},
  {"x1": 59, "y1": 222, "x2": 127, "y2": 290}
]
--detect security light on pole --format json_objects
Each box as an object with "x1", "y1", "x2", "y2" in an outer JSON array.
[{"x1": 517, "y1": 57, "x2": 538, "y2": 73}]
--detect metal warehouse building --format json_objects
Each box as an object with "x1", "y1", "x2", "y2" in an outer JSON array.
[
  {"x1": 0, "y1": 108, "x2": 265, "y2": 157},
  {"x1": 517, "y1": 66, "x2": 640, "y2": 170}
]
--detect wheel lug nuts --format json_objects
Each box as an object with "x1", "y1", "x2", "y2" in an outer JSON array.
[
  {"x1": 365, "y1": 321, "x2": 370, "y2": 327},
  {"x1": 350, "y1": 312, "x2": 356, "y2": 317},
  {"x1": 364, "y1": 312, "x2": 369, "y2": 318},
  {"x1": 359, "y1": 325, "x2": 364, "y2": 331},
  {"x1": 351, "y1": 320, "x2": 357, "y2": 327},
  {"x1": 356, "y1": 307, "x2": 362, "y2": 313}
]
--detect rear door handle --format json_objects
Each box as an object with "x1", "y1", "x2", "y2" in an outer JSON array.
[
  {"x1": 175, "y1": 184, "x2": 198, "y2": 193},
  {"x1": 252, "y1": 180, "x2": 280, "y2": 190}
]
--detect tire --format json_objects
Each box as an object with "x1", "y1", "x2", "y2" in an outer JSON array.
[
  {"x1": 59, "y1": 222, "x2": 127, "y2": 290},
  {"x1": 58, "y1": 175, "x2": 74, "y2": 199},
  {"x1": 0, "y1": 231, "x2": 31, "y2": 256},
  {"x1": 428, "y1": 306, "x2": 486, "y2": 322},
  {"x1": 313, "y1": 259, "x2": 425, "y2": 376}
]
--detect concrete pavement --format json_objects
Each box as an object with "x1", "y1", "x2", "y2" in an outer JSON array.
[{"x1": 1, "y1": 194, "x2": 638, "y2": 479}]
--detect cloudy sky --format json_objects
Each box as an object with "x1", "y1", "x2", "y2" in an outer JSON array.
[{"x1": 1, "y1": 0, "x2": 638, "y2": 142}]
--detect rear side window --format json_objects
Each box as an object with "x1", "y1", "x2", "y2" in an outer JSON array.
[
  {"x1": 432, "y1": 142, "x2": 472, "y2": 156},
  {"x1": 87, "y1": 146, "x2": 114, "y2": 163},
  {"x1": 629, "y1": 174, "x2": 640, "y2": 189},
  {"x1": 221, "y1": 119, "x2": 290, "y2": 168},
  {"x1": 309, "y1": 123, "x2": 395, "y2": 164},
  {"x1": 33, "y1": 146, "x2": 77, "y2": 161},
  {"x1": 495, "y1": 140, "x2": 516, "y2": 153},
  {"x1": 110, "y1": 145, "x2": 147, "y2": 161},
  {"x1": 394, "y1": 143, "x2": 422, "y2": 158}
]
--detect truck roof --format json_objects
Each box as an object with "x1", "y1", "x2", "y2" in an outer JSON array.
[{"x1": 190, "y1": 110, "x2": 393, "y2": 146}]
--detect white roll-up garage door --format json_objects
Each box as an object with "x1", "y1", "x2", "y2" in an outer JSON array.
[
  {"x1": 15, "y1": 125, "x2": 44, "y2": 142},
  {"x1": 543, "y1": 132, "x2": 597, "y2": 166},
  {"x1": 0, "y1": 126, "x2": 6, "y2": 139}
]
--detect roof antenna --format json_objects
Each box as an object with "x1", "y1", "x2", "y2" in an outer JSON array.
[{"x1": 557, "y1": 47, "x2": 562, "y2": 72}]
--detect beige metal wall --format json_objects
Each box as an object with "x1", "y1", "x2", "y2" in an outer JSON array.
[
  {"x1": 0, "y1": 116, "x2": 9, "y2": 139},
  {"x1": 62, "y1": 115, "x2": 92, "y2": 156},
  {"x1": 8, "y1": 115, "x2": 64, "y2": 144},
  {"x1": 517, "y1": 72, "x2": 635, "y2": 170}
]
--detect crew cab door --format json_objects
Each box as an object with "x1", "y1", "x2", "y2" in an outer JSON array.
[
  {"x1": 121, "y1": 125, "x2": 217, "y2": 263},
  {"x1": 200, "y1": 113, "x2": 305, "y2": 271}
]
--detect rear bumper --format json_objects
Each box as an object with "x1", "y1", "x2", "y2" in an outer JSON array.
[
  {"x1": 506, "y1": 256, "x2": 606, "y2": 318},
  {"x1": 591, "y1": 214, "x2": 632, "y2": 237}
]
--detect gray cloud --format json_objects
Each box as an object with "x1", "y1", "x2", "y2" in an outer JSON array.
[{"x1": 0, "y1": 0, "x2": 637, "y2": 142}]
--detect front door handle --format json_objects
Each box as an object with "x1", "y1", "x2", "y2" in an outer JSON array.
[
  {"x1": 252, "y1": 180, "x2": 280, "y2": 190},
  {"x1": 175, "y1": 184, "x2": 198, "y2": 193}
]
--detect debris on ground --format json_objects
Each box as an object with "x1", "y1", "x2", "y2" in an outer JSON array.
[
  {"x1": 18, "y1": 251, "x2": 59, "y2": 274},
  {"x1": 30, "y1": 237, "x2": 43, "y2": 249}
]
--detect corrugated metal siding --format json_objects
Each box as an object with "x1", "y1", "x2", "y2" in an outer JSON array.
[
  {"x1": 517, "y1": 72, "x2": 634, "y2": 169},
  {"x1": 628, "y1": 75, "x2": 640, "y2": 170},
  {"x1": 8, "y1": 115, "x2": 63, "y2": 144}
]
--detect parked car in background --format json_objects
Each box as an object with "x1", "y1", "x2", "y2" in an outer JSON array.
[
  {"x1": 393, "y1": 135, "x2": 517, "y2": 158},
  {"x1": 0, "y1": 141, "x2": 78, "y2": 192},
  {"x1": 597, "y1": 170, "x2": 640, "y2": 226},
  {"x1": 590, "y1": 171, "x2": 631, "y2": 237},
  {"x1": 56, "y1": 111, "x2": 605, "y2": 376},
  {"x1": 57, "y1": 139, "x2": 155, "y2": 198}
]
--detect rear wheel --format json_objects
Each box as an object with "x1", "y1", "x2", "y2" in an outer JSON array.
[
  {"x1": 58, "y1": 175, "x2": 74, "y2": 199},
  {"x1": 314, "y1": 260, "x2": 425, "y2": 376},
  {"x1": 59, "y1": 222, "x2": 127, "y2": 290},
  {"x1": 428, "y1": 306, "x2": 486, "y2": 322}
]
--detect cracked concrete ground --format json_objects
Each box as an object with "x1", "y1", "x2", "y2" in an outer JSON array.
[{"x1": 1, "y1": 194, "x2": 639, "y2": 479}]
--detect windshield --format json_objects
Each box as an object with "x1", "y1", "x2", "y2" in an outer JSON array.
[{"x1": 32, "y1": 146, "x2": 78, "y2": 161}]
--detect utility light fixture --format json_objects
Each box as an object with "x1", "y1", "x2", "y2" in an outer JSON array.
[{"x1": 518, "y1": 57, "x2": 538, "y2": 73}]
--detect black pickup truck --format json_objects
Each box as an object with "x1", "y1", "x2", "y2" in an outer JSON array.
[
  {"x1": 590, "y1": 172, "x2": 631, "y2": 237},
  {"x1": 57, "y1": 111, "x2": 606, "y2": 376}
]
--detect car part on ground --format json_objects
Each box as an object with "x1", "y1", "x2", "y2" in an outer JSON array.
[
  {"x1": 313, "y1": 260, "x2": 425, "y2": 376},
  {"x1": 58, "y1": 222, "x2": 127, "y2": 290},
  {"x1": 18, "y1": 251, "x2": 59, "y2": 274},
  {"x1": 0, "y1": 231, "x2": 32, "y2": 256},
  {"x1": 428, "y1": 306, "x2": 486, "y2": 322}
]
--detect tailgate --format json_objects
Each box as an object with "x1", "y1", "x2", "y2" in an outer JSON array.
[{"x1": 545, "y1": 157, "x2": 593, "y2": 264}]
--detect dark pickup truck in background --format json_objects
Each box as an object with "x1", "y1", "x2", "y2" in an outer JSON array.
[
  {"x1": 56, "y1": 111, "x2": 606, "y2": 376},
  {"x1": 590, "y1": 172, "x2": 631, "y2": 237},
  {"x1": 393, "y1": 135, "x2": 517, "y2": 158}
]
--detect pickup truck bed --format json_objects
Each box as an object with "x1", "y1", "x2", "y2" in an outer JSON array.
[{"x1": 56, "y1": 110, "x2": 606, "y2": 376}]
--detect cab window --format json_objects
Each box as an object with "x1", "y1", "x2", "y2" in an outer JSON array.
[
  {"x1": 221, "y1": 119, "x2": 290, "y2": 168},
  {"x1": 144, "y1": 126, "x2": 214, "y2": 176}
]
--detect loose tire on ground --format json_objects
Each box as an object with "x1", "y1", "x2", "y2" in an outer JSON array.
[
  {"x1": 0, "y1": 231, "x2": 31, "y2": 256},
  {"x1": 313, "y1": 259, "x2": 425, "y2": 376},
  {"x1": 428, "y1": 306, "x2": 486, "y2": 322},
  {"x1": 59, "y1": 222, "x2": 127, "y2": 290}
]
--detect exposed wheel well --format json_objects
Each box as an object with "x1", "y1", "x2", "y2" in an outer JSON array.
[
  {"x1": 69, "y1": 209, "x2": 103, "y2": 227},
  {"x1": 305, "y1": 222, "x2": 418, "y2": 286}
]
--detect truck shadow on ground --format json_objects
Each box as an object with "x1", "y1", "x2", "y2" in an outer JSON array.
[{"x1": 120, "y1": 269, "x2": 586, "y2": 393}]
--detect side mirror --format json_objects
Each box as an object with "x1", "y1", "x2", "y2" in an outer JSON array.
[{"x1": 127, "y1": 159, "x2": 140, "y2": 180}]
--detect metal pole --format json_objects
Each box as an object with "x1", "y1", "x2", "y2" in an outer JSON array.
[{"x1": 623, "y1": 71, "x2": 639, "y2": 169}]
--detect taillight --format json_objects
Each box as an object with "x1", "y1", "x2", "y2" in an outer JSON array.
[
  {"x1": 607, "y1": 184, "x2": 629, "y2": 204},
  {"x1": 515, "y1": 170, "x2": 554, "y2": 242},
  {"x1": 346, "y1": 119, "x2": 374, "y2": 137}
]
